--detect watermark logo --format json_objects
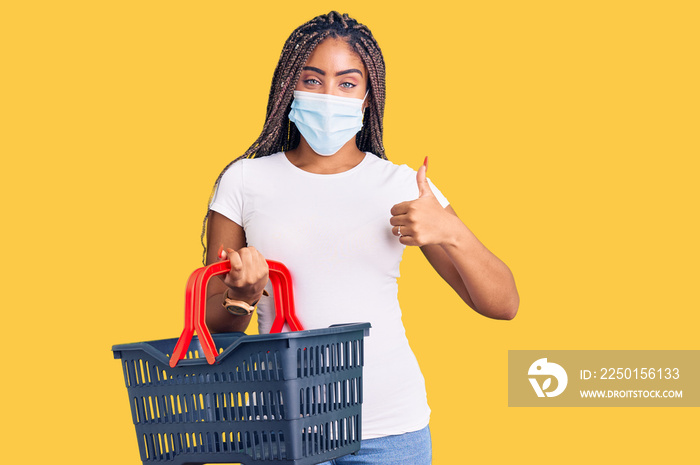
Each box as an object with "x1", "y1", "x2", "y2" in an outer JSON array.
[{"x1": 528, "y1": 358, "x2": 568, "y2": 397}]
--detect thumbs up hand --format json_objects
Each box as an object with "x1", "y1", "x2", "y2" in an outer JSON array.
[{"x1": 390, "y1": 157, "x2": 454, "y2": 247}]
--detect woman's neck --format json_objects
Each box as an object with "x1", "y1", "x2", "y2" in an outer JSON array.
[{"x1": 285, "y1": 138, "x2": 366, "y2": 174}]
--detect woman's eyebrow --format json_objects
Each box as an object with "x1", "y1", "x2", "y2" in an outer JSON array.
[
  {"x1": 336, "y1": 68, "x2": 364, "y2": 77},
  {"x1": 302, "y1": 66, "x2": 325, "y2": 75},
  {"x1": 301, "y1": 66, "x2": 364, "y2": 77}
]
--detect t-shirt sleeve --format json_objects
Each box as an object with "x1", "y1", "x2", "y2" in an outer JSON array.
[
  {"x1": 209, "y1": 161, "x2": 244, "y2": 226},
  {"x1": 427, "y1": 177, "x2": 450, "y2": 208}
]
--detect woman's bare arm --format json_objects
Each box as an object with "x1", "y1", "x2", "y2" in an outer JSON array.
[
  {"x1": 205, "y1": 211, "x2": 269, "y2": 333},
  {"x1": 390, "y1": 163, "x2": 519, "y2": 320}
]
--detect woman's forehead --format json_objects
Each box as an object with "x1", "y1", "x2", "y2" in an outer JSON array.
[{"x1": 304, "y1": 37, "x2": 366, "y2": 73}]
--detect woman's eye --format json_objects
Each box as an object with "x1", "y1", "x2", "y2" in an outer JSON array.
[
  {"x1": 304, "y1": 78, "x2": 321, "y2": 85},
  {"x1": 340, "y1": 82, "x2": 356, "y2": 88}
]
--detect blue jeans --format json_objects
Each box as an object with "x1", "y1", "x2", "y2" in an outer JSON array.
[{"x1": 317, "y1": 425, "x2": 432, "y2": 465}]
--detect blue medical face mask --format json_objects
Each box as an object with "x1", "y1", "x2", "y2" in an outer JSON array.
[{"x1": 288, "y1": 90, "x2": 368, "y2": 156}]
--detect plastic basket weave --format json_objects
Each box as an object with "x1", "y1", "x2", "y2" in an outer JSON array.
[{"x1": 112, "y1": 259, "x2": 370, "y2": 465}]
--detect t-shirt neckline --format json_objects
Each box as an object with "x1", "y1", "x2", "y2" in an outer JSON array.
[{"x1": 281, "y1": 152, "x2": 371, "y2": 177}]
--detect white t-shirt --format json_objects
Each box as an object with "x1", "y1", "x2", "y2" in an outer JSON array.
[{"x1": 209, "y1": 151, "x2": 449, "y2": 439}]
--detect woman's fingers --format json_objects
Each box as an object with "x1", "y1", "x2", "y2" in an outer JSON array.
[
  {"x1": 391, "y1": 224, "x2": 420, "y2": 246},
  {"x1": 221, "y1": 246, "x2": 269, "y2": 301},
  {"x1": 238, "y1": 247, "x2": 268, "y2": 278},
  {"x1": 226, "y1": 248, "x2": 244, "y2": 274},
  {"x1": 392, "y1": 224, "x2": 406, "y2": 236},
  {"x1": 390, "y1": 197, "x2": 447, "y2": 246},
  {"x1": 389, "y1": 214, "x2": 407, "y2": 227},
  {"x1": 390, "y1": 201, "x2": 410, "y2": 217},
  {"x1": 391, "y1": 224, "x2": 415, "y2": 244}
]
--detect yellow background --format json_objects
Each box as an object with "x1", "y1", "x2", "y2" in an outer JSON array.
[{"x1": 2, "y1": 1, "x2": 698, "y2": 463}]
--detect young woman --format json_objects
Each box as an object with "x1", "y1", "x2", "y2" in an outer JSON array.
[{"x1": 203, "y1": 11, "x2": 519, "y2": 464}]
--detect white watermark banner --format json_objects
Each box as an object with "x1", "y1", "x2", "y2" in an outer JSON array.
[{"x1": 508, "y1": 350, "x2": 699, "y2": 407}]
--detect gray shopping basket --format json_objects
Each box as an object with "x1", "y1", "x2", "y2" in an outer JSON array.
[{"x1": 112, "y1": 259, "x2": 370, "y2": 464}]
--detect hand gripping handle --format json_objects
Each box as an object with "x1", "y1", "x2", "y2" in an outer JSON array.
[{"x1": 169, "y1": 259, "x2": 302, "y2": 367}]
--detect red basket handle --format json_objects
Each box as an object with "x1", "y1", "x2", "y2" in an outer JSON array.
[
  {"x1": 169, "y1": 266, "x2": 205, "y2": 367},
  {"x1": 169, "y1": 259, "x2": 302, "y2": 367}
]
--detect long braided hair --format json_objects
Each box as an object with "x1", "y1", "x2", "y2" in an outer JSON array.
[{"x1": 201, "y1": 11, "x2": 387, "y2": 262}]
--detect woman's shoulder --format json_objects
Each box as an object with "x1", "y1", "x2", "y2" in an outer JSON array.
[
  {"x1": 365, "y1": 153, "x2": 419, "y2": 179},
  {"x1": 238, "y1": 152, "x2": 286, "y2": 167},
  {"x1": 365, "y1": 153, "x2": 449, "y2": 205},
  {"x1": 222, "y1": 152, "x2": 286, "y2": 174}
]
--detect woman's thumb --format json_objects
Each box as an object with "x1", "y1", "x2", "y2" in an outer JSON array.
[{"x1": 417, "y1": 156, "x2": 432, "y2": 198}]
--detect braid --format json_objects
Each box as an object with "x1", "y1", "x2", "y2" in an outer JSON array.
[{"x1": 201, "y1": 11, "x2": 388, "y2": 263}]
